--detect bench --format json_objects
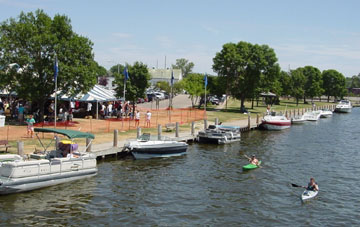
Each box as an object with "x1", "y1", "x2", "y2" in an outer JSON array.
[
  {"x1": 0, "y1": 140, "x2": 11, "y2": 153},
  {"x1": 165, "y1": 123, "x2": 176, "y2": 132}
]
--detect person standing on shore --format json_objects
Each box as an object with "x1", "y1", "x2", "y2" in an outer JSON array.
[
  {"x1": 135, "y1": 110, "x2": 140, "y2": 127},
  {"x1": 145, "y1": 110, "x2": 151, "y2": 128},
  {"x1": 26, "y1": 115, "x2": 36, "y2": 138}
]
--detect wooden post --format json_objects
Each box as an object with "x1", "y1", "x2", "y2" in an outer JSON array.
[
  {"x1": 298, "y1": 108, "x2": 300, "y2": 116},
  {"x1": 113, "y1": 129, "x2": 118, "y2": 147},
  {"x1": 17, "y1": 141, "x2": 24, "y2": 157},
  {"x1": 175, "y1": 122, "x2": 179, "y2": 137},
  {"x1": 204, "y1": 119, "x2": 208, "y2": 130},
  {"x1": 248, "y1": 114, "x2": 251, "y2": 129},
  {"x1": 191, "y1": 121, "x2": 195, "y2": 136},
  {"x1": 215, "y1": 118, "x2": 219, "y2": 125},
  {"x1": 285, "y1": 110, "x2": 288, "y2": 118},
  {"x1": 157, "y1": 124, "x2": 162, "y2": 140},
  {"x1": 256, "y1": 114, "x2": 259, "y2": 126},
  {"x1": 86, "y1": 138, "x2": 92, "y2": 152},
  {"x1": 137, "y1": 127, "x2": 141, "y2": 139}
]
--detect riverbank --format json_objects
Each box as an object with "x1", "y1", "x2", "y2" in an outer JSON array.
[{"x1": 0, "y1": 99, "x2": 337, "y2": 155}]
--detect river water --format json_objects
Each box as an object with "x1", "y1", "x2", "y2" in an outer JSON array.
[{"x1": 1, "y1": 109, "x2": 360, "y2": 226}]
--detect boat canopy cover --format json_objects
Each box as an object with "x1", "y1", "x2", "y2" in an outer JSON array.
[{"x1": 34, "y1": 128, "x2": 95, "y2": 139}]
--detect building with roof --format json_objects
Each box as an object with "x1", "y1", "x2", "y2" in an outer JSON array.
[{"x1": 148, "y1": 68, "x2": 182, "y2": 86}]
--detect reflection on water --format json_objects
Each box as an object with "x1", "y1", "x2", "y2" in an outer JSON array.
[{"x1": 1, "y1": 109, "x2": 360, "y2": 225}]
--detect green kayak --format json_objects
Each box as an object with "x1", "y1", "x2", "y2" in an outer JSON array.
[{"x1": 242, "y1": 161, "x2": 261, "y2": 170}]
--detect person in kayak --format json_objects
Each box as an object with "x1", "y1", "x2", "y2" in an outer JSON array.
[
  {"x1": 306, "y1": 178, "x2": 319, "y2": 191},
  {"x1": 248, "y1": 155, "x2": 259, "y2": 165}
]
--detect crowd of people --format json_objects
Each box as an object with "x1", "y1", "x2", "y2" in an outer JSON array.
[{"x1": 0, "y1": 98, "x2": 152, "y2": 130}]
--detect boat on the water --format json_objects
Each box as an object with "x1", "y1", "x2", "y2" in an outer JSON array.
[
  {"x1": 301, "y1": 189, "x2": 319, "y2": 202},
  {"x1": 303, "y1": 110, "x2": 322, "y2": 121},
  {"x1": 319, "y1": 109, "x2": 333, "y2": 118},
  {"x1": 291, "y1": 115, "x2": 306, "y2": 124},
  {"x1": 242, "y1": 161, "x2": 262, "y2": 170},
  {"x1": 197, "y1": 125, "x2": 241, "y2": 144},
  {"x1": 0, "y1": 128, "x2": 97, "y2": 195},
  {"x1": 334, "y1": 100, "x2": 352, "y2": 113},
  {"x1": 260, "y1": 114, "x2": 291, "y2": 130},
  {"x1": 124, "y1": 134, "x2": 188, "y2": 159}
]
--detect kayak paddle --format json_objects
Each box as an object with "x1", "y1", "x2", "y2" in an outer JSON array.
[{"x1": 291, "y1": 183, "x2": 305, "y2": 188}]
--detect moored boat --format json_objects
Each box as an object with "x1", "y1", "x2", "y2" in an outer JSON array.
[
  {"x1": 0, "y1": 128, "x2": 97, "y2": 195},
  {"x1": 197, "y1": 125, "x2": 241, "y2": 144},
  {"x1": 291, "y1": 115, "x2": 306, "y2": 124},
  {"x1": 124, "y1": 134, "x2": 188, "y2": 159},
  {"x1": 334, "y1": 100, "x2": 352, "y2": 113},
  {"x1": 303, "y1": 111, "x2": 322, "y2": 121},
  {"x1": 319, "y1": 109, "x2": 333, "y2": 118},
  {"x1": 260, "y1": 114, "x2": 291, "y2": 130}
]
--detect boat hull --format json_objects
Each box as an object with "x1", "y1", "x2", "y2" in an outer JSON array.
[
  {"x1": 197, "y1": 134, "x2": 241, "y2": 144},
  {"x1": 261, "y1": 122, "x2": 291, "y2": 130},
  {"x1": 127, "y1": 141, "x2": 188, "y2": 159},
  {"x1": 334, "y1": 107, "x2": 352, "y2": 113},
  {"x1": 0, "y1": 168, "x2": 97, "y2": 195},
  {"x1": 301, "y1": 189, "x2": 318, "y2": 202}
]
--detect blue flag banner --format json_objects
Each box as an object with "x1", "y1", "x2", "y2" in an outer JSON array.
[
  {"x1": 123, "y1": 67, "x2": 129, "y2": 81},
  {"x1": 171, "y1": 70, "x2": 174, "y2": 86},
  {"x1": 204, "y1": 73, "x2": 208, "y2": 87},
  {"x1": 54, "y1": 56, "x2": 58, "y2": 81}
]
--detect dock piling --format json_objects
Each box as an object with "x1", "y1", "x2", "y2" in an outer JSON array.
[
  {"x1": 204, "y1": 119, "x2": 208, "y2": 130},
  {"x1": 17, "y1": 141, "x2": 24, "y2": 157},
  {"x1": 175, "y1": 122, "x2": 179, "y2": 137},
  {"x1": 157, "y1": 124, "x2": 162, "y2": 140},
  {"x1": 215, "y1": 118, "x2": 219, "y2": 125},
  {"x1": 191, "y1": 121, "x2": 195, "y2": 136},
  {"x1": 248, "y1": 115, "x2": 251, "y2": 129},
  {"x1": 113, "y1": 129, "x2": 118, "y2": 147},
  {"x1": 137, "y1": 127, "x2": 141, "y2": 139}
]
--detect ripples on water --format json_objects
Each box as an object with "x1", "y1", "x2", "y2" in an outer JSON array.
[{"x1": 1, "y1": 109, "x2": 360, "y2": 226}]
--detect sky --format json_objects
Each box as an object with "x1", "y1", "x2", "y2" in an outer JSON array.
[{"x1": 0, "y1": 0, "x2": 359, "y2": 77}]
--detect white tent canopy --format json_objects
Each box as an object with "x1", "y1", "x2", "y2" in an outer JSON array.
[{"x1": 78, "y1": 85, "x2": 118, "y2": 102}]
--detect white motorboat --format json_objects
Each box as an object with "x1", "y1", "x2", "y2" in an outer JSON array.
[
  {"x1": 124, "y1": 134, "x2": 188, "y2": 159},
  {"x1": 303, "y1": 111, "x2": 322, "y2": 121},
  {"x1": 334, "y1": 100, "x2": 352, "y2": 113},
  {"x1": 319, "y1": 109, "x2": 333, "y2": 118},
  {"x1": 0, "y1": 128, "x2": 97, "y2": 195},
  {"x1": 197, "y1": 125, "x2": 241, "y2": 144},
  {"x1": 260, "y1": 114, "x2": 291, "y2": 130},
  {"x1": 291, "y1": 115, "x2": 306, "y2": 124}
]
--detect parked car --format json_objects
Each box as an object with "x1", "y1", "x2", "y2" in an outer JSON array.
[{"x1": 154, "y1": 92, "x2": 165, "y2": 100}]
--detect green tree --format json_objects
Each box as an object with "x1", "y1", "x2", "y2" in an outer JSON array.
[
  {"x1": 279, "y1": 71, "x2": 292, "y2": 98},
  {"x1": 213, "y1": 41, "x2": 279, "y2": 111},
  {"x1": 182, "y1": 73, "x2": 206, "y2": 107},
  {"x1": 172, "y1": 58, "x2": 194, "y2": 78},
  {"x1": 302, "y1": 66, "x2": 323, "y2": 102},
  {"x1": 114, "y1": 62, "x2": 150, "y2": 113},
  {"x1": 290, "y1": 68, "x2": 306, "y2": 105},
  {"x1": 0, "y1": 10, "x2": 98, "y2": 120},
  {"x1": 155, "y1": 81, "x2": 171, "y2": 94},
  {"x1": 322, "y1": 69, "x2": 347, "y2": 101},
  {"x1": 110, "y1": 64, "x2": 125, "y2": 76}
]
